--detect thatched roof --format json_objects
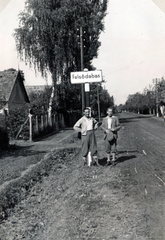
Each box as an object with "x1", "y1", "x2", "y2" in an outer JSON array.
[
  {"x1": 0, "y1": 68, "x2": 18, "y2": 101},
  {"x1": 0, "y1": 69, "x2": 30, "y2": 110}
]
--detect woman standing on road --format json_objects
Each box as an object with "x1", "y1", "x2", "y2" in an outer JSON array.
[{"x1": 73, "y1": 107, "x2": 99, "y2": 166}]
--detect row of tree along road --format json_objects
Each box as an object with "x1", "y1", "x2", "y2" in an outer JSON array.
[{"x1": 121, "y1": 77, "x2": 165, "y2": 116}]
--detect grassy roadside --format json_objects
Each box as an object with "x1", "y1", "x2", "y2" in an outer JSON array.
[{"x1": 0, "y1": 130, "x2": 79, "y2": 223}]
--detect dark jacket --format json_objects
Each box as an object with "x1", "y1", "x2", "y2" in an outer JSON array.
[{"x1": 101, "y1": 116, "x2": 121, "y2": 140}]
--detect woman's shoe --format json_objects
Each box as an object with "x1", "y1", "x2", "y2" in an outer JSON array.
[{"x1": 93, "y1": 156, "x2": 101, "y2": 166}]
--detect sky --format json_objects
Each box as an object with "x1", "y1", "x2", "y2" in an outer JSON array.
[
  {"x1": 1, "y1": 0, "x2": 165, "y2": 105},
  {"x1": 0, "y1": 0, "x2": 51, "y2": 86}
]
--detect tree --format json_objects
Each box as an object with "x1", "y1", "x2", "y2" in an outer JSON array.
[
  {"x1": 157, "y1": 77, "x2": 165, "y2": 103},
  {"x1": 14, "y1": 0, "x2": 108, "y2": 124},
  {"x1": 124, "y1": 91, "x2": 155, "y2": 114},
  {"x1": 99, "y1": 89, "x2": 114, "y2": 116},
  {"x1": 28, "y1": 86, "x2": 52, "y2": 115},
  {"x1": 125, "y1": 93, "x2": 141, "y2": 113}
]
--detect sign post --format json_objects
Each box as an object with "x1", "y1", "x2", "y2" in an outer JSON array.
[
  {"x1": 80, "y1": 27, "x2": 85, "y2": 113},
  {"x1": 70, "y1": 69, "x2": 102, "y2": 109},
  {"x1": 70, "y1": 70, "x2": 102, "y2": 84},
  {"x1": 84, "y1": 82, "x2": 90, "y2": 107}
]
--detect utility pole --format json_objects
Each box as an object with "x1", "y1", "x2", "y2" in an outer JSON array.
[
  {"x1": 80, "y1": 27, "x2": 85, "y2": 113},
  {"x1": 153, "y1": 78, "x2": 160, "y2": 117},
  {"x1": 80, "y1": 28, "x2": 90, "y2": 110},
  {"x1": 97, "y1": 84, "x2": 101, "y2": 122}
]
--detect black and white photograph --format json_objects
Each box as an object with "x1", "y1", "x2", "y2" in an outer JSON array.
[{"x1": 1, "y1": 0, "x2": 165, "y2": 239}]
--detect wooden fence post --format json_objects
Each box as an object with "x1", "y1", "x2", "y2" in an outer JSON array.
[
  {"x1": 56, "y1": 114, "x2": 59, "y2": 130},
  {"x1": 45, "y1": 114, "x2": 48, "y2": 128},
  {"x1": 41, "y1": 115, "x2": 44, "y2": 130},
  {"x1": 53, "y1": 114, "x2": 55, "y2": 127},
  {"x1": 61, "y1": 114, "x2": 65, "y2": 127},
  {"x1": 29, "y1": 113, "x2": 33, "y2": 141},
  {"x1": 48, "y1": 109, "x2": 52, "y2": 127},
  {"x1": 36, "y1": 115, "x2": 39, "y2": 133}
]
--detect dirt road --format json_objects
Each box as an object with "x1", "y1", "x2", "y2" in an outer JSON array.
[{"x1": 1, "y1": 112, "x2": 165, "y2": 240}]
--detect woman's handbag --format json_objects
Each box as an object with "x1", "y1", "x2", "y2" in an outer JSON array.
[{"x1": 106, "y1": 131, "x2": 114, "y2": 141}]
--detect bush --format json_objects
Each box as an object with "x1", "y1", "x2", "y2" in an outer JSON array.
[
  {"x1": 6, "y1": 106, "x2": 29, "y2": 140},
  {"x1": 0, "y1": 127, "x2": 9, "y2": 150},
  {"x1": 0, "y1": 115, "x2": 9, "y2": 150}
]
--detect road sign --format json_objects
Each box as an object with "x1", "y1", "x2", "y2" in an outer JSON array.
[{"x1": 70, "y1": 70, "x2": 102, "y2": 84}]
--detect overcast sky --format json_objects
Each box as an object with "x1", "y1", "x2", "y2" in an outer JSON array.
[{"x1": 1, "y1": 0, "x2": 165, "y2": 105}]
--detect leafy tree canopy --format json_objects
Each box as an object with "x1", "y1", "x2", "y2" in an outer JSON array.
[{"x1": 14, "y1": 0, "x2": 108, "y2": 83}]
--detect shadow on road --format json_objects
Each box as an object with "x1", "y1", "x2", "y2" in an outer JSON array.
[
  {"x1": 116, "y1": 155, "x2": 137, "y2": 164},
  {"x1": 98, "y1": 155, "x2": 137, "y2": 167},
  {"x1": 98, "y1": 157, "x2": 108, "y2": 166}
]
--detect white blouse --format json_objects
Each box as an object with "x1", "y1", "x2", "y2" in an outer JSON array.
[
  {"x1": 107, "y1": 117, "x2": 112, "y2": 129},
  {"x1": 85, "y1": 117, "x2": 93, "y2": 131}
]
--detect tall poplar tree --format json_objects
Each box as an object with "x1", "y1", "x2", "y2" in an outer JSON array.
[{"x1": 14, "y1": 0, "x2": 107, "y2": 124}]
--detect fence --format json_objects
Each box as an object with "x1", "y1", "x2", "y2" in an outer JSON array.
[{"x1": 17, "y1": 113, "x2": 65, "y2": 141}]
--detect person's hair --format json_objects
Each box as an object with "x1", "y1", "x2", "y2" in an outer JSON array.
[
  {"x1": 83, "y1": 107, "x2": 90, "y2": 112},
  {"x1": 107, "y1": 107, "x2": 113, "y2": 112},
  {"x1": 160, "y1": 101, "x2": 164, "y2": 106}
]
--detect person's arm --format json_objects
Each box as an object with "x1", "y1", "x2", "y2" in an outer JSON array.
[
  {"x1": 93, "y1": 118, "x2": 99, "y2": 130},
  {"x1": 100, "y1": 119, "x2": 109, "y2": 133},
  {"x1": 100, "y1": 119, "x2": 105, "y2": 131},
  {"x1": 73, "y1": 119, "x2": 82, "y2": 133},
  {"x1": 111, "y1": 117, "x2": 121, "y2": 132}
]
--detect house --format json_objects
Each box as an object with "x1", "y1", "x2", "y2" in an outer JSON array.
[{"x1": 0, "y1": 68, "x2": 30, "y2": 114}]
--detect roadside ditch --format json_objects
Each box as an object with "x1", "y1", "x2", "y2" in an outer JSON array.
[{"x1": 0, "y1": 130, "x2": 79, "y2": 223}]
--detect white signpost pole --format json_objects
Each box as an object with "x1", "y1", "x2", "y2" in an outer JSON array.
[{"x1": 84, "y1": 68, "x2": 90, "y2": 108}]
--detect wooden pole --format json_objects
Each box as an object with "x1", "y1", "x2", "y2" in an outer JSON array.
[
  {"x1": 41, "y1": 115, "x2": 44, "y2": 130},
  {"x1": 36, "y1": 115, "x2": 38, "y2": 133},
  {"x1": 29, "y1": 113, "x2": 33, "y2": 141},
  {"x1": 80, "y1": 26, "x2": 85, "y2": 112},
  {"x1": 45, "y1": 114, "x2": 48, "y2": 128},
  {"x1": 97, "y1": 84, "x2": 101, "y2": 122}
]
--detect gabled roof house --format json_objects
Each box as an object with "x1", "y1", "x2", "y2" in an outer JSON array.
[{"x1": 0, "y1": 68, "x2": 30, "y2": 114}]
